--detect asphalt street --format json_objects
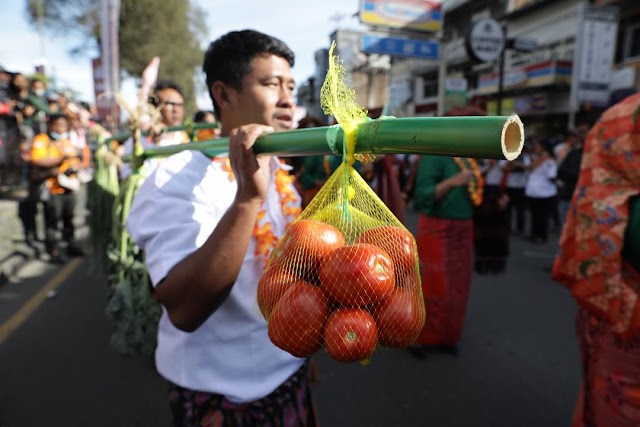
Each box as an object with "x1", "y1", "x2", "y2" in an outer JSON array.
[{"x1": 0, "y1": 206, "x2": 580, "y2": 427}]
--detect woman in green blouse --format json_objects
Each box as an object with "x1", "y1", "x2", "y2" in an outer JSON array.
[{"x1": 407, "y1": 154, "x2": 479, "y2": 358}]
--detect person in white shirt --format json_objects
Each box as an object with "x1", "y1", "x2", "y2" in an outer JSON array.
[
  {"x1": 525, "y1": 139, "x2": 558, "y2": 243},
  {"x1": 126, "y1": 30, "x2": 316, "y2": 426},
  {"x1": 119, "y1": 80, "x2": 189, "y2": 180},
  {"x1": 502, "y1": 145, "x2": 529, "y2": 236}
]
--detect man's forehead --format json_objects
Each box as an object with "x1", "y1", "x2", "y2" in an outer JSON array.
[
  {"x1": 249, "y1": 54, "x2": 294, "y2": 77},
  {"x1": 157, "y1": 88, "x2": 183, "y2": 99}
]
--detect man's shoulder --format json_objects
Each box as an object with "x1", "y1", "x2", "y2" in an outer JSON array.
[{"x1": 147, "y1": 150, "x2": 230, "y2": 192}]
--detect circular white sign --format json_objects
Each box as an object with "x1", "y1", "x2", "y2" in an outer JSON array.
[{"x1": 465, "y1": 18, "x2": 505, "y2": 63}]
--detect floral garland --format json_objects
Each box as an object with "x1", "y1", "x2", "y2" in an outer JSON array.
[
  {"x1": 213, "y1": 157, "x2": 301, "y2": 265},
  {"x1": 453, "y1": 157, "x2": 484, "y2": 206}
]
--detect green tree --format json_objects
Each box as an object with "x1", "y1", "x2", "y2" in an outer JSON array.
[{"x1": 25, "y1": 0, "x2": 208, "y2": 114}]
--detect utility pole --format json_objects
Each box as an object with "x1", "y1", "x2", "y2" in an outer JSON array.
[
  {"x1": 497, "y1": 24, "x2": 507, "y2": 116},
  {"x1": 36, "y1": 0, "x2": 47, "y2": 73},
  {"x1": 436, "y1": 32, "x2": 447, "y2": 117}
]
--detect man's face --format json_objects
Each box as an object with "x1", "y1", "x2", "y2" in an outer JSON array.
[
  {"x1": 157, "y1": 87, "x2": 185, "y2": 127},
  {"x1": 224, "y1": 54, "x2": 296, "y2": 132}
]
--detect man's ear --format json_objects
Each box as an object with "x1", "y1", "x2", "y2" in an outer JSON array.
[{"x1": 211, "y1": 82, "x2": 233, "y2": 110}]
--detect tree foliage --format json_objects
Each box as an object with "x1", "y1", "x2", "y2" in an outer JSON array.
[{"x1": 25, "y1": 0, "x2": 208, "y2": 113}]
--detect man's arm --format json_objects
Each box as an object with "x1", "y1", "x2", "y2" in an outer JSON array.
[{"x1": 152, "y1": 125, "x2": 273, "y2": 333}]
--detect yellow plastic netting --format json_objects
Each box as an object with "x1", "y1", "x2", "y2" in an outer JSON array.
[{"x1": 258, "y1": 42, "x2": 425, "y2": 363}]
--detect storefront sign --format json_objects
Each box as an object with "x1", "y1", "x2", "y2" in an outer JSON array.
[
  {"x1": 507, "y1": 0, "x2": 545, "y2": 13},
  {"x1": 508, "y1": 37, "x2": 538, "y2": 52},
  {"x1": 92, "y1": 57, "x2": 110, "y2": 120},
  {"x1": 444, "y1": 77, "x2": 468, "y2": 111},
  {"x1": 575, "y1": 5, "x2": 619, "y2": 104},
  {"x1": 359, "y1": 0, "x2": 443, "y2": 33},
  {"x1": 477, "y1": 59, "x2": 573, "y2": 94},
  {"x1": 514, "y1": 93, "x2": 548, "y2": 115},
  {"x1": 465, "y1": 18, "x2": 505, "y2": 63},
  {"x1": 361, "y1": 34, "x2": 440, "y2": 60}
]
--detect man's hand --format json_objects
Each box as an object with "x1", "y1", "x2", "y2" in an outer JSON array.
[
  {"x1": 229, "y1": 124, "x2": 274, "y2": 204},
  {"x1": 435, "y1": 170, "x2": 474, "y2": 201},
  {"x1": 448, "y1": 170, "x2": 474, "y2": 187}
]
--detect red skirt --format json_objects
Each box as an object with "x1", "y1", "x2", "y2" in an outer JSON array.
[
  {"x1": 572, "y1": 262, "x2": 640, "y2": 427},
  {"x1": 415, "y1": 214, "x2": 474, "y2": 345}
]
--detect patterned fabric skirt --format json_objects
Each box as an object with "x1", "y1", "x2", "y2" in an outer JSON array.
[
  {"x1": 573, "y1": 263, "x2": 640, "y2": 427},
  {"x1": 415, "y1": 215, "x2": 474, "y2": 345},
  {"x1": 168, "y1": 362, "x2": 317, "y2": 427}
]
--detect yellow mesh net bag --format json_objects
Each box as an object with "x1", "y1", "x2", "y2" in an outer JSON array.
[{"x1": 257, "y1": 42, "x2": 425, "y2": 363}]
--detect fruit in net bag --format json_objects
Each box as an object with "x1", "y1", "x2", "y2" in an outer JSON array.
[
  {"x1": 268, "y1": 280, "x2": 330, "y2": 358},
  {"x1": 257, "y1": 263, "x2": 300, "y2": 318},
  {"x1": 372, "y1": 280, "x2": 425, "y2": 348},
  {"x1": 273, "y1": 219, "x2": 345, "y2": 283},
  {"x1": 355, "y1": 225, "x2": 417, "y2": 278},
  {"x1": 318, "y1": 243, "x2": 395, "y2": 307},
  {"x1": 324, "y1": 308, "x2": 378, "y2": 362}
]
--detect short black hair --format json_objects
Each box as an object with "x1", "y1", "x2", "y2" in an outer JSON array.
[
  {"x1": 150, "y1": 80, "x2": 184, "y2": 106},
  {"x1": 193, "y1": 110, "x2": 215, "y2": 123},
  {"x1": 47, "y1": 113, "x2": 68, "y2": 123},
  {"x1": 202, "y1": 29, "x2": 294, "y2": 119}
]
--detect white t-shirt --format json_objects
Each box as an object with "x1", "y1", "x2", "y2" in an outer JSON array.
[
  {"x1": 120, "y1": 131, "x2": 188, "y2": 180},
  {"x1": 126, "y1": 150, "x2": 304, "y2": 403},
  {"x1": 505, "y1": 154, "x2": 530, "y2": 189},
  {"x1": 484, "y1": 160, "x2": 507, "y2": 186},
  {"x1": 525, "y1": 157, "x2": 557, "y2": 198}
]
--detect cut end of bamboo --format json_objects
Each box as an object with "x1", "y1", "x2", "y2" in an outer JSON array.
[{"x1": 501, "y1": 115, "x2": 525, "y2": 161}]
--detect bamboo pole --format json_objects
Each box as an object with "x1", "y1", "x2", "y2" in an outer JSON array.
[
  {"x1": 123, "y1": 115, "x2": 524, "y2": 162},
  {"x1": 106, "y1": 122, "x2": 220, "y2": 144}
]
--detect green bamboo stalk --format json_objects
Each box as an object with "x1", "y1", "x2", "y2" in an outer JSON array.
[
  {"x1": 124, "y1": 115, "x2": 524, "y2": 162},
  {"x1": 106, "y1": 122, "x2": 220, "y2": 144}
]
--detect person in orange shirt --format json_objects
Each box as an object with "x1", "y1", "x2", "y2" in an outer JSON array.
[
  {"x1": 193, "y1": 109, "x2": 220, "y2": 141},
  {"x1": 30, "y1": 113, "x2": 83, "y2": 263}
]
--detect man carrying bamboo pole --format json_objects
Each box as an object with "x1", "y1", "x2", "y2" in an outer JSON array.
[{"x1": 126, "y1": 30, "x2": 316, "y2": 426}]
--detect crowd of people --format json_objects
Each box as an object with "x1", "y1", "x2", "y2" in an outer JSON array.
[
  {"x1": 0, "y1": 64, "x2": 102, "y2": 263},
  {"x1": 2, "y1": 28, "x2": 637, "y2": 426},
  {"x1": 0, "y1": 62, "x2": 223, "y2": 264}
]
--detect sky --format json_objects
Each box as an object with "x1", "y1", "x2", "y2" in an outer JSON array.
[{"x1": 0, "y1": 0, "x2": 365, "y2": 110}]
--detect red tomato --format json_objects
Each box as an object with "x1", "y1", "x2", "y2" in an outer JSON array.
[
  {"x1": 268, "y1": 281, "x2": 329, "y2": 358},
  {"x1": 397, "y1": 270, "x2": 421, "y2": 291},
  {"x1": 355, "y1": 226, "x2": 417, "y2": 277},
  {"x1": 273, "y1": 219, "x2": 345, "y2": 282},
  {"x1": 319, "y1": 243, "x2": 395, "y2": 307},
  {"x1": 324, "y1": 308, "x2": 378, "y2": 362},
  {"x1": 372, "y1": 288, "x2": 426, "y2": 348},
  {"x1": 257, "y1": 264, "x2": 300, "y2": 318}
]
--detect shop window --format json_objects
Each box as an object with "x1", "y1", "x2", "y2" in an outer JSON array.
[
  {"x1": 622, "y1": 23, "x2": 640, "y2": 62},
  {"x1": 422, "y1": 79, "x2": 439, "y2": 98}
]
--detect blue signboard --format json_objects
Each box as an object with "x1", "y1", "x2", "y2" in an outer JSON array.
[{"x1": 361, "y1": 34, "x2": 440, "y2": 60}]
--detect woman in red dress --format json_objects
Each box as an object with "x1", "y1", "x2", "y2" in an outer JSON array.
[{"x1": 552, "y1": 92, "x2": 640, "y2": 427}]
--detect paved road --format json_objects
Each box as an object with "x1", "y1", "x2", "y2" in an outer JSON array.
[{"x1": 0, "y1": 206, "x2": 580, "y2": 427}]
